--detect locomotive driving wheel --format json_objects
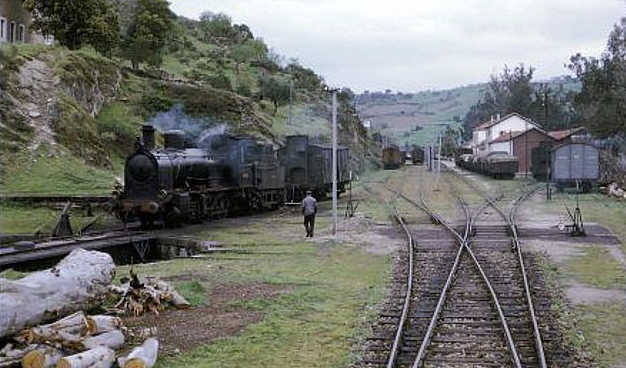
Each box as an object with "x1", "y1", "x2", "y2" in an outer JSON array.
[{"x1": 214, "y1": 195, "x2": 230, "y2": 219}]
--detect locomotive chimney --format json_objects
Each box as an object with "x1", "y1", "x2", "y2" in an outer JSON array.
[{"x1": 142, "y1": 125, "x2": 155, "y2": 150}]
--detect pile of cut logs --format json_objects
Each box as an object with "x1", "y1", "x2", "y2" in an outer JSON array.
[
  {"x1": 0, "y1": 249, "x2": 191, "y2": 368},
  {"x1": 108, "y1": 276, "x2": 190, "y2": 316},
  {"x1": 0, "y1": 312, "x2": 157, "y2": 368}
]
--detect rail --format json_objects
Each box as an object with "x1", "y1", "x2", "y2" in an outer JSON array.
[
  {"x1": 446, "y1": 161, "x2": 548, "y2": 368},
  {"x1": 384, "y1": 185, "x2": 523, "y2": 368},
  {"x1": 362, "y1": 185, "x2": 415, "y2": 368}
]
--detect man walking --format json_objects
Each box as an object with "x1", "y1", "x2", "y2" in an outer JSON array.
[{"x1": 301, "y1": 190, "x2": 317, "y2": 237}]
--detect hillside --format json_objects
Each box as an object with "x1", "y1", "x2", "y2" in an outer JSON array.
[
  {"x1": 356, "y1": 77, "x2": 580, "y2": 147},
  {"x1": 0, "y1": 15, "x2": 371, "y2": 195}
]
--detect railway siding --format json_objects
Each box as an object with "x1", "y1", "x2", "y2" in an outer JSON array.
[{"x1": 355, "y1": 171, "x2": 587, "y2": 368}]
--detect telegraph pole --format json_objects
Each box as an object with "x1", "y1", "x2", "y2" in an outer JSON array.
[
  {"x1": 435, "y1": 134, "x2": 442, "y2": 191},
  {"x1": 332, "y1": 90, "x2": 338, "y2": 236}
]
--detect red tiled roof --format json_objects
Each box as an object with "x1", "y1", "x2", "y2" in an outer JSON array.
[
  {"x1": 488, "y1": 127, "x2": 550, "y2": 144},
  {"x1": 547, "y1": 127, "x2": 586, "y2": 141},
  {"x1": 489, "y1": 131, "x2": 522, "y2": 143}
]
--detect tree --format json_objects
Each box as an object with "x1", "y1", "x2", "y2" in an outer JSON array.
[
  {"x1": 285, "y1": 62, "x2": 324, "y2": 91},
  {"x1": 258, "y1": 76, "x2": 290, "y2": 114},
  {"x1": 441, "y1": 126, "x2": 461, "y2": 156},
  {"x1": 199, "y1": 11, "x2": 233, "y2": 43},
  {"x1": 124, "y1": 0, "x2": 172, "y2": 70},
  {"x1": 25, "y1": 0, "x2": 120, "y2": 52},
  {"x1": 569, "y1": 15, "x2": 626, "y2": 137},
  {"x1": 85, "y1": 1, "x2": 121, "y2": 56},
  {"x1": 230, "y1": 39, "x2": 267, "y2": 74},
  {"x1": 462, "y1": 63, "x2": 571, "y2": 138}
]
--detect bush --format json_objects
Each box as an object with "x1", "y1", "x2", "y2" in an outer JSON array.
[{"x1": 207, "y1": 73, "x2": 232, "y2": 91}]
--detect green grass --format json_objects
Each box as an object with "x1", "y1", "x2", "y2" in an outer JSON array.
[
  {"x1": 95, "y1": 101, "x2": 144, "y2": 156},
  {"x1": 271, "y1": 104, "x2": 331, "y2": 139},
  {"x1": 0, "y1": 146, "x2": 119, "y2": 195},
  {"x1": 563, "y1": 246, "x2": 626, "y2": 289},
  {"x1": 575, "y1": 302, "x2": 626, "y2": 367},
  {"x1": 0, "y1": 204, "x2": 57, "y2": 234},
  {"x1": 0, "y1": 203, "x2": 117, "y2": 234},
  {"x1": 114, "y1": 207, "x2": 389, "y2": 368},
  {"x1": 0, "y1": 268, "x2": 29, "y2": 280},
  {"x1": 175, "y1": 280, "x2": 208, "y2": 306}
]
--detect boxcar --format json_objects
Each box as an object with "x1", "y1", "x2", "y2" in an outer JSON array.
[
  {"x1": 484, "y1": 151, "x2": 518, "y2": 179},
  {"x1": 551, "y1": 143, "x2": 598, "y2": 192},
  {"x1": 411, "y1": 147, "x2": 424, "y2": 165},
  {"x1": 282, "y1": 135, "x2": 349, "y2": 200},
  {"x1": 382, "y1": 147, "x2": 404, "y2": 169}
]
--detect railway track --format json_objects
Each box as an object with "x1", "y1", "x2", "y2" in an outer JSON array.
[{"x1": 358, "y1": 173, "x2": 547, "y2": 368}]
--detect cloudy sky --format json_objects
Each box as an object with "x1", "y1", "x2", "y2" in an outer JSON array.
[{"x1": 170, "y1": 0, "x2": 624, "y2": 92}]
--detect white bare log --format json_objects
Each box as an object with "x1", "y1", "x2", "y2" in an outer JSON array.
[
  {"x1": 56, "y1": 347, "x2": 114, "y2": 368},
  {"x1": 24, "y1": 329, "x2": 83, "y2": 351},
  {"x1": 41, "y1": 312, "x2": 88, "y2": 336},
  {"x1": 0, "y1": 357, "x2": 21, "y2": 368},
  {"x1": 152, "y1": 280, "x2": 190, "y2": 309},
  {"x1": 83, "y1": 330, "x2": 125, "y2": 350},
  {"x1": 0, "y1": 345, "x2": 39, "y2": 368},
  {"x1": 87, "y1": 361, "x2": 113, "y2": 368},
  {"x1": 0, "y1": 249, "x2": 115, "y2": 339},
  {"x1": 22, "y1": 346, "x2": 63, "y2": 368},
  {"x1": 117, "y1": 338, "x2": 158, "y2": 368},
  {"x1": 85, "y1": 316, "x2": 122, "y2": 335}
]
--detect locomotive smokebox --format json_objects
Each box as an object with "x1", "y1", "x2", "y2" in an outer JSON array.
[
  {"x1": 142, "y1": 125, "x2": 156, "y2": 151},
  {"x1": 164, "y1": 130, "x2": 186, "y2": 150}
]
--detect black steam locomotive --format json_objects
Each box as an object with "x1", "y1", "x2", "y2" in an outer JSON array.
[{"x1": 116, "y1": 125, "x2": 349, "y2": 226}]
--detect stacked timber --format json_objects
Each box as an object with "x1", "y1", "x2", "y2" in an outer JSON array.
[
  {"x1": 0, "y1": 250, "x2": 173, "y2": 368},
  {"x1": 0, "y1": 310, "x2": 157, "y2": 368}
]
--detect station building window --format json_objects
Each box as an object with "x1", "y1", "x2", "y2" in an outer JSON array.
[
  {"x1": 18, "y1": 24, "x2": 25, "y2": 42},
  {"x1": 9, "y1": 21, "x2": 15, "y2": 42},
  {"x1": 0, "y1": 17, "x2": 6, "y2": 42}
]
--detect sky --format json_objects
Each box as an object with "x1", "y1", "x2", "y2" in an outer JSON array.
[{"x1": 170, "y1": 0, "x2": 625, "y2": 92}]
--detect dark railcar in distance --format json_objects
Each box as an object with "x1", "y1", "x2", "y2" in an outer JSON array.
[
  {"x1": 411, "y1": 147, "x2": 424, "y2": 165},
  {"x1": 382, "y1": 146, "x2": 404, "y2": 169},
  {"x1": 483, "y1": 151, "x2": 518, "y2": 179},
  {"x1": 282, "y1": 135, "x2": 349, "y2": 201},
  {"x1": 531, "y1": 142, "x2": 599, "y2": 192},
  {"x1": 457, "y1": 149, "x2": 517, "y2": 179},
  {"x1": 551, "y1": 143, "x2": 598, "y2": 192}
]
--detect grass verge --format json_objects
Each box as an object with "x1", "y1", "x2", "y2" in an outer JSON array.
[
  {"x1": 114, "y1": 206, "x2": 390, "y2": 368},
  {"x1": 562, "y1": 246, "x2": 626, "y2": 289},
  {"x1": 575, "y1": 302, "x2": 626, "y2": 367}
]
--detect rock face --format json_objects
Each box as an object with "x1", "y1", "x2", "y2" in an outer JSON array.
[{"x1": 2, "y1": 50, "x2": 122, "y2": 167}]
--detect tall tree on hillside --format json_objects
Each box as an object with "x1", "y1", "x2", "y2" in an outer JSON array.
[
  {"x1": 25, "y1": 0, "x2": 120, "y2": 52},
  {"x1": 258, "y1": 76, "x2": 290, "y2": 114},
  {"x1": 199, "y1": 12, "x2": 234, "y2": 43},
  {"x1": 124, "y1": 0, "x2": 172, "y2": 69},
  {"x1": 569, "y1": 15, "x2": 626, "y2": 137},
  {"x1": 231, "y1": 39, "x2": 267, "y2": 74}
]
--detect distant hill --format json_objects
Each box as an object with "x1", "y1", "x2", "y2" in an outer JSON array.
[{"x1": 356, "y1": 76, "x2": 580, "y2": 147}]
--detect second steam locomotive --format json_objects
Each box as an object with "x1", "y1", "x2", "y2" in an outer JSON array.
[{"x1": 117, "y1": 125, "x2": 350, "y2": 226}]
